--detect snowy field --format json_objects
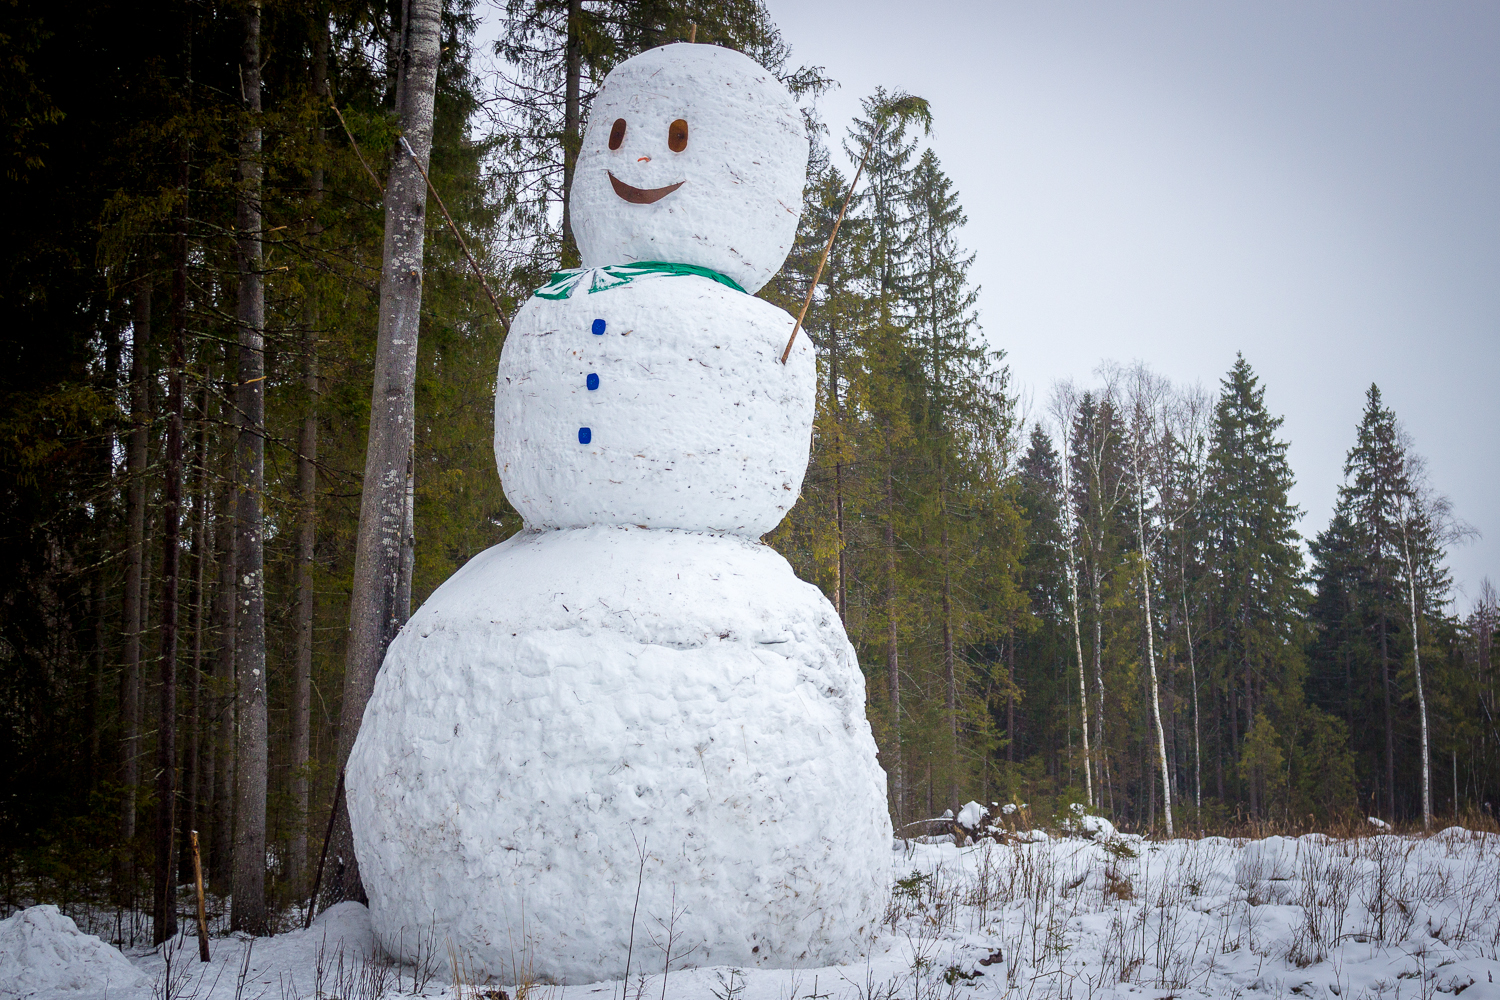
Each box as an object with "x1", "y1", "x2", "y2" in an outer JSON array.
[{"x1": 5, "y1": 825, "x2": 1500, "y2": 1000}]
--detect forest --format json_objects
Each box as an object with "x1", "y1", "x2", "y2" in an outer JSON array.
[{"x1": 1, "y1": 0, "x2": 1496, "y2": 944}]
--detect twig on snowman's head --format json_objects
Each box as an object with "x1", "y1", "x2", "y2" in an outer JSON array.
[{"x1": 780, "y1": 92, "x2": 931, "y2": 365}]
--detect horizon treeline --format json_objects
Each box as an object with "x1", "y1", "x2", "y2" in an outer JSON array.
[
  {"x1": 0, "y1": 0, "x2": 1496, "y2": 943},
  {"x1": 769, "y1": 97, "x2": 1498, "y2": 839}
]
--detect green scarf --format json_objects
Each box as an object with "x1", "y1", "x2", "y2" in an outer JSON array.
[{"x1": 533, "y1": 260, "x2": 747, "y2": 300}]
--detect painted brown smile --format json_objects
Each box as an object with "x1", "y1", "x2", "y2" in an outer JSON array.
[{"x1": 608, "y1": 171, "x2": 684, "y2": 205}]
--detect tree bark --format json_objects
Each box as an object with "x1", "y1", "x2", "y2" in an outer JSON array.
[
  {"x1": 942, "y1": 503, "x2": 957, "y2": 814},
  {"x1": 1183, "y1": 590, "x2": 1202, "y2": 813},
  {"x1": 1400, "y1": 514, "x2": 1432, "y2": 828},
  {"x1": 181, "y1": 381, "x2": 210, "y2": 883},
  {"x1": 152, "y1": 107, "x2": 191, "y2": 941},
  {"x1": 830, "y1": 330, "x2": 846, "y2": 624},
  {"x1": 885, "y1": 456, "x2": 902, "y2": 826},
  {"x1": 1055, "y1": 428, "x2": 1093, "y2": 807},
  {"x1": 290, "y1": 9, "x2": 329, "y2": 898},
  {"x1": 93, "y1": 319, "x2": 120, "y2": 793},
  {"x1": 329, "y1": 0, "x2": 443, "y2": 906},
  {"x1": 121, "y1": 286, "x2": 150, "y2": 900},
  {"x1": 1092, "y1": 559, "x2": 1112, "y2": 815},
  {"x1": 211, "y1": 470, "x2": 236, "y2": 887},
  {"x1": 559, "y1": 0, "x2": 583, "y2": 266},
  {"x1": 231, "y1": 1, "x2": 268, "y2": 934},
  {"x1": 1137, "y1": 489, "x2": 1173, "y2": 837},
  {"x1": 1381, "y1": 611, "x2": 1394, "y2": 822}
]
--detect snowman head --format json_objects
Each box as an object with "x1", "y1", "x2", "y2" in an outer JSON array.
[{"x1": 571, "y1": 44, "x2": 808, "y2": 294}]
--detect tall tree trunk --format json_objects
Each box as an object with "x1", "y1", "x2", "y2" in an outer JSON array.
[
  {"x1": 398, "y1": 446, "x2": 415, "y2": 617},
  {"x1": 1182, "y1": 589, "x2": 1202, "y2": 813},
  {"x1": 1400, "y1": 523, "x2": 1432, "y2": 828},
  {"x1": 211, "y1": 471, "x2": 236, "y2": 886},
  {"x1": 941, "y1": 492, "x2": 957, "y2": 814},
  {"x1": 559, "y1": 0, "x2": 583, "y2": 266},
  {"x1": 92, "y1": 321, "x2": 121, "y2": 791},
  {"x1": 1091, "y1": 560, "x2": 1113, "y2": 816},
  {"x1": 1006, "y1": 628, "x2": 1015, "y2": 765},
  {"x1": 1137, "y1": 486, "x2": 1173, "y2": 837},
  {"x1": 181, "y1": 381, "x2": 210, "y2": 882},
  {"x1": 330, "y1": 0, "x2": 443, "y2": 906},
  {"x1": 830, "y1": 332, "x2": 846, "y2": 624},
  {"x1": 1058, "y1": 456, "x2": 1092, "y2": 806},
  {"x1": 121, "y1": 286, "x2": 150, "y2": 900},
  {"x1": 885, "y1": 456, "x2": 902, "y2": 826},
  {"x1": 1242, "y1": 602, "x2": 1258, "y2": 818},
  {"x1": 1381, "y1": 611, "x2": 1394, "y2": 822},
  {"x1": 289, "y1": 9, "x2": 330, "y2": 898},
  {"x1": 231, "y1": 2, "x2": 268, "y2": 934},
  {"x1": 152, "y1": 104, "x2": 191, "y2": 941}
]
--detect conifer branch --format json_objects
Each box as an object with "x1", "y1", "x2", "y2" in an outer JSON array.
[{"x1": 400, "y1": 135, "x2": 510, "y2": 332}]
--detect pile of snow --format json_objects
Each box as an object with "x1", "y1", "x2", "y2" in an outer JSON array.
[
  {"x1": 955, "y1": 801, "x2": 986, "y2": 830},
  {"x1": 1060, "y1": 801, "x2": 1122, "y2": 842},
  {"x1": 0, "y1": 905, "x2": 147, "y2": 997}
]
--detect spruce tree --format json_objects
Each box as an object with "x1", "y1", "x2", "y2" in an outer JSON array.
[
  {"x1": 1202, "y1": 355, "x2": 1302, "y2": 818},
  {"x1": 1332, "y1": 385, "x2": 1408, "y2": 819}
]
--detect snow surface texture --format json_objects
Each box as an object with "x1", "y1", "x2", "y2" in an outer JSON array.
[
  {"x1": 494, "y1": 273, "x2": 815, "y2": 535},
  {"x1": 0, "y1": 905, "x2": 147, "y2": 997},
  {"x1": 346, "y1": 527, "x2": 892, "y2": 984},
  {"x1": 571, "y1": 44, "x2": 807, "y2": 295},
  {"x1": 42, "y1": 829, "x2": 1500, "y2": 999}
]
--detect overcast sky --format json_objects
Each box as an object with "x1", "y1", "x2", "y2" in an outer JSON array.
[{"x1": 759, "y1": 0, "x2": 1498, "y2": 609}]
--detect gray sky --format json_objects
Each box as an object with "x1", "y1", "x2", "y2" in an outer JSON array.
[{"x1": 764, "y1": 0, "x2": 1499, "y2": 610}]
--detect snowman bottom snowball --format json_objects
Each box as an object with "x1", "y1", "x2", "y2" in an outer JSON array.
[{"x1": 346, "y1": 527, "x2": 892, "y2": 985}]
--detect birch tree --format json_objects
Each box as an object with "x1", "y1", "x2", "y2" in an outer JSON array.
[
  {"x1": 1118, "y1": 361, "x2": 1173, "y2": 837},
  {"x1": 1394, "y1": 441, "x2": 1473, "y2": 828},
  {"x1": 1168, "y1": 384, "x2": 1212, "y2": 814},
  {"x1": 1048, "y1": 380, "x2": 1092, "y2": 807},
  {"x1": 330, "y1": 0, "x2": 444, "y2": 907}
]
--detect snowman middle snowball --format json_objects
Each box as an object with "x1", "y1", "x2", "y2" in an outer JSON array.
[{"x1": 347, "y1": 42, "x2": 892, "y2": 986}]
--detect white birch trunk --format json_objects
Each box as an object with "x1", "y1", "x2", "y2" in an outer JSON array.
[
  {"x1": 1183, "y1": 589, "x2": 1202, "y2": 812},
  {"x1": 1400, "y1": 517, "x2": 1432, "y2": 829},
  {"x1": 330, "y1": 0, "x2": 443, "y2": 905},
  {"x1": 1138, "y1": 487, "x2": 1174, "y2": 838}
]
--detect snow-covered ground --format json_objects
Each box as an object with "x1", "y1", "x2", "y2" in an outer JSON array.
[{"x1": 6, "y1": 825, "x2": 1499, "y2": 999}]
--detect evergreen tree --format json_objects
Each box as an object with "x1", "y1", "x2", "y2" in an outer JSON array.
[
  {"x1": 1201, "y1": 355, "x2": 1303, "y2": 818},
  {"x1": 1322, "y1": 385, "x2": 1408, "y2": 819}
]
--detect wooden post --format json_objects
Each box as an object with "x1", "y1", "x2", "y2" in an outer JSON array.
[
  {"x1": 304, "y1": 768, "x2": 346, "y2": 929},
  {"x1": 190, "y1": 830, "x2": 210, "y2": 962}
]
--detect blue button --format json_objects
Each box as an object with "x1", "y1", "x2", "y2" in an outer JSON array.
[
  {"x1": 592, "y1": 319, "x2": 605, "y2": 335},
  {"x1": 586, "y1": 373, "x2": 600, "y2": 390},
  {"x1": 578, "y1": 427, "x2": 592, "y2": 444}
]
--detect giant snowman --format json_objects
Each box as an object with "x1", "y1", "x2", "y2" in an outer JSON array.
[{"x1": 347, "y1": 42, "x2": 891, "y2": 985}]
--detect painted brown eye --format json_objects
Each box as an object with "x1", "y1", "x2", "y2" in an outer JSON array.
[
  {"x1": 608, "y1": 118, "x2": 626, "y2": 150},
  {"x1": 668, "y1": 118, "x2": 689, "y2": 153}
]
